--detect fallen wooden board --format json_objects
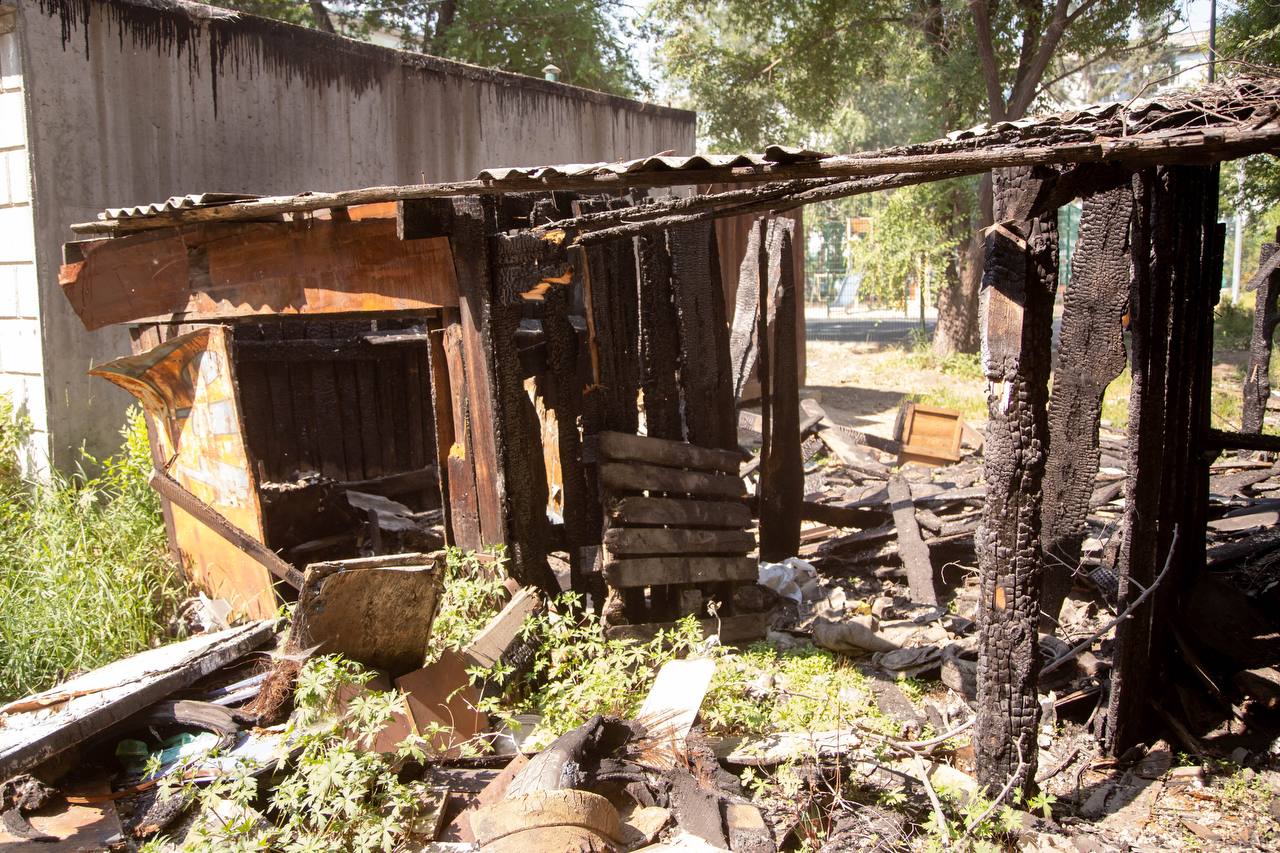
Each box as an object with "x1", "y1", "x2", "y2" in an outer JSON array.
[
  {"x1": 609, "y1": 496, "x2": 752, "y2": 529},
  {"x1": 595, "y1": 431, "x2": 742, "y2": 475},
  {"x1": 0, "y1": 777, "x2": 121, "y2": 852},
  {"x1": 888, "y1": 475, "x2": 938, "y2": 605},
  {"x1": 292, "y1": 552, "x2": 443, "y2": 677},
  {"x1": 0, "y1": 622, "x2": 273, "y2": 778},
  {"x1": 461, "y1": 588, "x2": 541, "y2": 670},
  {"x1": 599, "y1": 461, "x2": 746, "y2": 500},
  {"x1": 633, "y1": 657, "x2": 716, "y2": 769},
  {"x1": 603, "y1": 527, "x2": 756, "y2": 557},
  {"x1": 604, "y1": 556, "x2": 758, "y2": 588}
]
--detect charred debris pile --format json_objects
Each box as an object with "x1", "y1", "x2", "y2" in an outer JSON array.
[{"x1": 3, "y1": 77, "x2": 1280, "y2": 850}]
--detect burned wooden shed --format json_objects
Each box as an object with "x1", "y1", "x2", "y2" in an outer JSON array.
[{"x1": 59, "y1": 78, "x2": 1280, "y2": 794}]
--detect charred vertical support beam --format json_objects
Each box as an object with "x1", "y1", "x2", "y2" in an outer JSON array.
[
  {"x1": 1105, "y1": 166, "x2": 1219, "y2": 754},
  {"x1": 1040, "y1": 181, "x2": 1134, "y2": 628},
  {"x1": 670, "y1": 221, "x2": 738, "y2": 451},
  {"x1": 579, "y1": 200, "x2": 641, "y2": 435},
  {"x1": 759, "y1": 218, "x2": 803, "y2": 561},
  {"x1": 975, "y1": 165, "x2": 1059, "y2": 796},
  {"x1": 491, "y1": 231, "x2": 565, "y2": 595},
  {"x1": 1242, "y1": 231, "x2": 1280, "y2": 437},
  {"x1": 729, "y1": 220, "x2": 769, "y2": 401},
  {"x1": 637, "y1": 231, "x2": 684, "y2": 441},
  {"x1": 424, "y1": 313, "x2": 457, "y2": 542}
]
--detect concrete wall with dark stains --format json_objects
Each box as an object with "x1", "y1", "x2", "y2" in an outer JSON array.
[{"x1": 9, "y1": 0, "x2": 695, "y2": 471}]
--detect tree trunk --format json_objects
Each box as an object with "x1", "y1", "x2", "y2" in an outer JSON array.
[
  {"x1": 308, "y1": 0, "x2": 336, "y2": 33},
  {"x1": 932, "y1": 177, "x2": 991, "y2": 356}
]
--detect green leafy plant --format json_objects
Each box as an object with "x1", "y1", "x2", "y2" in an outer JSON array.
[
  {"x1": 148, "y1": 655, "x2": 444, "y2": 852},
  {"x1": 427, "y1": 546, "x2": 510, "y2": 660}
]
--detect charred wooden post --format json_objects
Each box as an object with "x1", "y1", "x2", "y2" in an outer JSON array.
[
  {"x1": 1040, "y1": 181, "x2": 1134, "y2": 628},
  {"x1": 1242, "y1": 229, "x2": 1280, "y2": 438},
  {"x1": 758, "y1": 218, "x2": 803, "y2": 561},
  {"x1": 975, "y1": 165, "x2": 1059, "y2": 795},
  {"x1": 670, "y1": 221, "x2": 738, "y2": 452},
  {"x1": 729, "y1": 220, "x2": 770, "y2": 402},
  {"x1": 637, "y1": 231, "x2": 684, "y2": 441},
  {"x1": 1105, "y1": 166, "x2": 1220, "y2": 754}
]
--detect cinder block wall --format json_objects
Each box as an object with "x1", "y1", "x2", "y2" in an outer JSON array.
[{"x1": 10, "y1": 0, "x2": 695, "y2": 472}]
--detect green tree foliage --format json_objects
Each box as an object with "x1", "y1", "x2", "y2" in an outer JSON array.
[
  {"x1": 1219, "y1": 0, "x2": 1280, "y2": 215},
  {"x1": 652, "y1": 0, "x2": 1179, "y2": 352},
  {"x1": 218, "y1": 0, "x2": 647, "y2": 96}
]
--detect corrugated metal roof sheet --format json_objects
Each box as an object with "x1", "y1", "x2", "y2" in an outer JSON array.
[
  {"x1": 475, "y1": 145, "x2": 829, "y2": 182},
  {"x1": 104, "y1": 193, "x2": 261, "y2": 221}
]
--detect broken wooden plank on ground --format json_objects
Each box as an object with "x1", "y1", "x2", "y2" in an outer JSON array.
[
  {"x1": 461, "y1": 588, "x2": 542, "y2": 671},
  {"x1": 291, "y1": 552, "x2": 444, "y2": 677},
  {"x1": 633, "y1": 657, "x2": 716, "y2": 770},
  {"x1": 887, "y1": 475, "x2": 937, "y2": 605},
  {"x1": 0, "y1": 621, "x2": 273, "y2": 778}
]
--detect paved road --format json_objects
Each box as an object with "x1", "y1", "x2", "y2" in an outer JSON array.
[{"x1": 806, "y1": 315, "x2": 936, "y2": 343}]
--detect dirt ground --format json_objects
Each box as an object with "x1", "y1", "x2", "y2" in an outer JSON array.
[{"x1": 803, "y1": 341, "x2": 986, "y2": 436}]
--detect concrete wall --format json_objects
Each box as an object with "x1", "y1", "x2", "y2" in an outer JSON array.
[{"x1": 8, "y1": 0, "x2": 694, "y2": 471}]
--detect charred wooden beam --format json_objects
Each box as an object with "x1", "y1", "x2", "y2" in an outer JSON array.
[
  {"x1": 1040, "y1": 180, "x2": 1134, "y2": 628},
  {"x1": 729, "y1": 219, "x2": 769, "y2": 401},
  {"x1": 974, "y1": 165, "x2": 1060, "y2": 796},
  {"x1": 577, "y1": 198, "x2": 641, "y2": 435},
  {"x1": 637, "y1": 229, "x2": 684, "y2": 440},
  {"x1": 593, "y1": 430, "x2": 742, "y2": 474},
  {"x1": 670, "y1": 221, "x2": 738, "y2": 452},
  {"x1": 1242, "y1": 232, "x2": 1280, "y2": 437},
  {"x1": 758, "y1": 218, "x2": 803, "y2": 561},
  {"x1": 1208, "y1": 428, "x2": 1280, "y2": 453},
  {"x1": 1105, "y1": 166, "x2": 1220, "y2": 754}
]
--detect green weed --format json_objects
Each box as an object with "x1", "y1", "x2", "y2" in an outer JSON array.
[
  {"x1": 1215, "y1": 301, "x2": 1256, "y2": 353},
  {"x1": 0, "y1": 405, "x2": 183, "y2": 701}
]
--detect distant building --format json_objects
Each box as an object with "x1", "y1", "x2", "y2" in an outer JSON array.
[
  {"x1": 1051, "y1": 27, "x2": 1212, "y2": 108},
  {"x1": 0, "y1": 0, "x2": 693, "y2": 474}
]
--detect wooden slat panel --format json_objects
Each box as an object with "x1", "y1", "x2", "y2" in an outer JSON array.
[
  {"x1": 596, "y1": 431, "x2": 742, "y2": 475},
  {"x1": 604, "y1": 556, "x2": 758, "y2": 588},
  {"x1": 603, "y1": 527, "x2": 755, "y2": 557},
  {"x1": 609, "y1": 496, "x2": 751, "y2": 529},
  {"x1": 306, "y1": 320, "x2": 349, "y2": 479},
  {"x1": 61, "y1": 220, "x2": 460, "y2": 330},
  {"x1": 599, "y1": 461, "x2": 746, "y2": 500}
]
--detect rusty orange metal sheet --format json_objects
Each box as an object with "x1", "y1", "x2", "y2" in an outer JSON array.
[
  {"x1": 61, "y1": 218, "x2": 460, "y2": 330},
  {"x1": 93, "y1": 326, "x2": 276, "y2": 619}
]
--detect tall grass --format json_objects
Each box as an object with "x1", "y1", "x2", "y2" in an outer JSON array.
[{"x1": 0, "y1": 402, "x2": 184, "y2": 701}]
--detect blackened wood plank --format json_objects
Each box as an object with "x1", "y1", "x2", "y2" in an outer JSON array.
[
  {"x1": 604, "y1": 556, "x2": 758, "y2": 588},
  {"x1": 448, "y1": 199, "x2": 507, "y2": 550},
  {"x1": 729, "y1": 219, "x2": 768, "y2": 400},
  {"x1": 305, "y1": 320, "x2": 350, "y2": 479},
  {"x1": 669, "y1": 221, "x2": 737, "y2": 451},
  {"x1": 283, "y1": 321, "x2": 318, "y2": 476},
  {"x1": 596, "y1": 431, "x2": 742, "y2": 475},
  {"x1": 599, "y1": 461, "x2": 746, "y2": 500},
  {"x1": 577, "y1": 200, "x2": 641, "y2": 434},
  {"x1": 637, "y1": 230, "x2": 684, "y2": 440},
  {"x1": 1040, "y1": 181, "x2": 1134, "y2": 625},
  {"x1": 490, "y1": 232, "x2": 555, "y2": 593},
  {"x1": 441, "y1": 317, "x2": 482, "y2": 551},
  {"x1": 609, "y1": 496, "x2": 752, "y2": 529},
  {"x1": 758, "y1": 218, "x2": 803, "y2": 561},
  {"x1": 603, "y1": 527, "x2": 756, "y2": 557}
]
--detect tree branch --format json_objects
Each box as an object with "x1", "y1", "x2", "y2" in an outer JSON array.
[
  {"x1": 308, "y1": 0, "x2": 336, "y2": 33},
  {"x1": 1006, "y1": 0, "x2": 1085, "y2": 119},
  {"x1": 969, "y1": 0, "x2": 1008, "y2": 121}
]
